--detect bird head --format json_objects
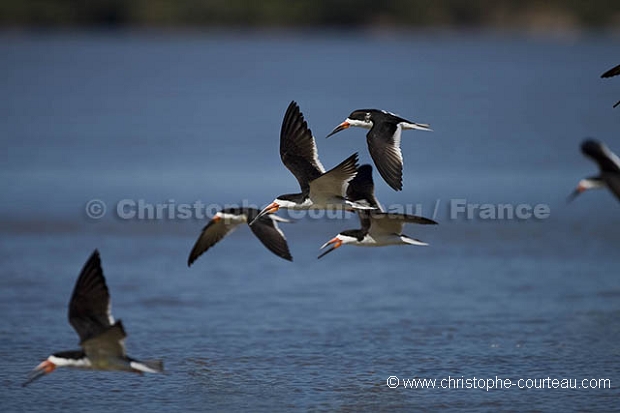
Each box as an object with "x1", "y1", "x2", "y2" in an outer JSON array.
[
  {"x1": 249, "y1": 201, "x2": 281, "y2": 225},
  {"x1": 318, "y1": 232, "x2": 361, "y2": 259},
  {"x1": 326, "y1": 110, "x2": 373, "y2": 138},
  {"x1": 23, "y1": 358, "x2": 56, "y2": 387}
]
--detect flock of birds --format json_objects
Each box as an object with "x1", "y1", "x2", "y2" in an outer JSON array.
[
  {"x1": 188, "y1": 100, "x2": 437, "y2": 266},
  {"x1": 22, "y1": 63, "x2": 620, "y2": 386}
]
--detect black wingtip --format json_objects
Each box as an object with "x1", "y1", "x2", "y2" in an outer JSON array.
[
  {"x1": 381, "y1": 171, "x2": 403, "y2": 192},
  {"x1": 344, "y1": 152, "x2": 360, "y2": 168},
  {"x1": 387, "y1": 177, "x2": 403, "y2": 191},
  {"x1": 89, "y1": 249, "x2": 101, "y2": 263},
  {"x1": 80, "y1": 250, "x2": 103, "y2": 280},
  {"x1": 601, "y1": 64, "x2": 620, "y2": 78},
  {"x1": 187, "y1": 247, "x2": 198, "y2": 267},
  {"x1": 580, "y1": 138, "x2": 604, "y2": 160},
  {"x1": 285, "y1": 100, "x2": 301, "y2": 118}
]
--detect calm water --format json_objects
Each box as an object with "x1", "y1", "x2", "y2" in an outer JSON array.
[{"x1": 1, "y1": 30, "x2": 620, "y2": 412}]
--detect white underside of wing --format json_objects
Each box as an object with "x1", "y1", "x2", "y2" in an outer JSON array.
[
  {"x1": 107, "y1": 303, "x2": 114, "y2": 325},
  {"x1": 345, "y1": 199, "x2": 378, "y2": 210},
  {"x1": 310, "y1": 134, "x2": 326, "y2": 173},
  {"x1": 358, "y1": 233, "x2": 427, "y2": 246},
  {"x1": 130, "y1": 360, "x2": 161, "y2": 373},
  {"x1": 401, "y1": 236, "x2": 428, "y2": 246},
  {"x1": 269, "y1": 214, "x2": 291, "y2": 223},
  {"x1": 400, "y1": 121, "x2": 432, "y2": 131},
  {"x1": 391, "y1": 125, "x2": 404, "y2": 165},
  {"x1": 602, "y1": 145, "x2": 620, "y2": 170},
  {"x1": 268, "y1": 216, "x2": 288, "y2": 240}
]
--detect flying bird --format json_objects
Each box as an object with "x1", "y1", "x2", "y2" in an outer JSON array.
[
  {"x1": 569, "y1": 139, "x2": 620, "y2": 202},
  {"x1": 326, "y1": 109, "x2": 432, "y2": 191},
  {"x1": 318, "y1": 164, "x2": 437, "y2": 258},
  {"x1": 251, "y1": 101, "x2": 374, "y2": 224},
  {"x1": 188, "y1": 207, "x2": 292, "y2": 266},
  {"x1": 601, "y1": 64, "x2": 620, "y2": 108},
  {"x1": 23, "y1": 250, "x2": 163, "y2": 386}
]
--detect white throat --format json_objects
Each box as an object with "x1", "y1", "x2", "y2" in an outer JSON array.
[
  {"x1": 347, "y1": 118, "x2": 373, "y2": 130},
  {"x1": 274, "y1": 198, "x2": 312, "y2": 210}
]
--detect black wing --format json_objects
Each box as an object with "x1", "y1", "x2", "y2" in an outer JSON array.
[
  {"x1": 366, "y1": 121, "x2": 404, "y2": 191},
  {"x1": 601, "y1": 64, "x2": 620, "y2": 78},
  {"x1": 346, "y1": 164, "x2": 380, "y2": 209},
  {"x1": 601, "y1": 65, "x2": 620, "y2": 107},
  {"x1": 581, "y1": 139, "x2": 620, "y2": 174},
  {"x1": 68, "y1": 250, "x2": 114, "y2": 343},
  {"x1": 280, "y1": 101, "x2": 325, "y2": 193},
  {"x1": 356, "y1": 210, "x2": 373, "y2": 233},
  {"x1": 187, "y1": 214, "x2": 243, "y2": 266},
  {"x1": 606, "y1": 175, "x2": 620, "y2": 202},
  {"x1": 246, "y1": 212, "x2": 293, "y2": 261}
]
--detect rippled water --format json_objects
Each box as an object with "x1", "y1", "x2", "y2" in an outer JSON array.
[{"x1": 1, "y1": 30, "x2": 620, "y2": 412}]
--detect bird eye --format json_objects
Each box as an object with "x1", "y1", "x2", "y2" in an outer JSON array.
[{"x1": 364, "y1": 113, "x2": 371, "y2": 122}]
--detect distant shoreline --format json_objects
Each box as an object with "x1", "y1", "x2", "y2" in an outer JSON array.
[{"x1": 1, "y1": 1, "x2": 620, "y2": 32}]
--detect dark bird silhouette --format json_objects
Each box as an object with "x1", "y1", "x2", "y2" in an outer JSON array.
[
  {"x1": 569, "y1": 139, "x2": 620, "y2": 203},
  {"x1": 251, "y1": 101, "x2": 375, "y2": 225},
  {"x1": 318, "y1": 164, "x2": 437, "y2": 258},
  {"x1": 188, "y1": 207, "x2": 292, "y2": 265},
  {"x1": 601, "y1": 64, "x2": 620, "y2": 108},
  {"x1": 23, "y1": 250, "x2": 163, "y2": 386},
  {"x1": 326, "y1": 109, "x2": 432, "y2": 191}
]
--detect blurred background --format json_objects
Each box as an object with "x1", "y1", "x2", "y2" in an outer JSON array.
[
  {"x1": 2, "y1": 2, "x2": 620, "y2": 412},
  {"x1": 1, "y1": 0, "x2": 620, "y2": 30}
]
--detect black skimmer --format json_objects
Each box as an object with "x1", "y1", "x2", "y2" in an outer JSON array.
[
  {"x1": 251, "y1": 101, "x2": 373, "y2": 224},
  {"x1": 188, "y1": 207, "x2": 292, "y2": 266},
  {"x1": 601, "y1": 64, "x2": 620, "y2": 108},
  {"x1": 326, "y1": 109, "x2": 432, "y2": 191},
  {"x1": 23, "y1": 250, "x2": 163, "y2": 386},
  {"x1": 569, "y1": 139, "x2": 620, "y2": 202},
  {"x1": 318, "y1": 164, "x2": 438, "y2": 258}
]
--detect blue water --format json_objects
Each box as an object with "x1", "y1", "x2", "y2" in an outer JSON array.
[{"x1": 1, "y1": 30, "x2": 620, "y2": 412}]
